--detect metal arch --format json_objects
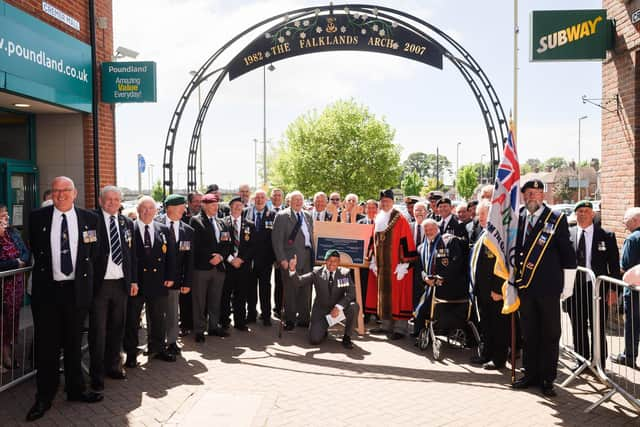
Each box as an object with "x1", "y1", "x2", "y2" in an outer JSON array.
[{"x1": 165, "y1": 4, "x2": 510, "y2": 193}]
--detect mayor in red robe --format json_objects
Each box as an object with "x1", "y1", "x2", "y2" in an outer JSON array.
[{"x1": 365, "y1": 189, "x2": 417, "y2": 338}]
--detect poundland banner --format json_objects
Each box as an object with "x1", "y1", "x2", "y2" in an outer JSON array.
[
  {"x1": 227, "y1": 12, "x2": 443, "y2": 80},
  {"x1": 101, "y1": 61, "x2": 157, "y2": 103},
  {"x1": 530, "y1": 9, "x2": 614, "y2": 61}
]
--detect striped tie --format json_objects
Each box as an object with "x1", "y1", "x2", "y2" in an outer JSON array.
[{"x1": 110, "y1": 216, "x2": 123, "y2": 265}]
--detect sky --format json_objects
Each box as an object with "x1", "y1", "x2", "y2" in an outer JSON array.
[{"x1": 112, "y1": 0, "x2": 602, "y2": 191}]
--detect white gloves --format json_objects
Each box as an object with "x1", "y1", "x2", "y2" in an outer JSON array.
[
  {"x1": 395, "y1": 263, "x2": 409, "y2": 280},
  {"x1": 370, "y1": 259, "x2": 377, "y2": 276},
  {"x1": 560, "y1": 269, "x2": 577, "y2": 300}
]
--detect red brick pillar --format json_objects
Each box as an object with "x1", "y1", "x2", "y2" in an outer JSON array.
[{"x1": 602, "y1": 0, "x2": 640, "y2": 242}]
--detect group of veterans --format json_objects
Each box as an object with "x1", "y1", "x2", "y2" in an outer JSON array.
[{"x1": 21, "y1": 175, "x2": 636, "y2": 421}]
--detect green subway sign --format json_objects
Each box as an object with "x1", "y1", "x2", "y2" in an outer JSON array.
[
  {"x1": 0, "y1": 0, "x2": 92, "y2": 112},
  {"x1": 101, "y1": 61, "x2": 157, "y2": 103},
  {"x1": 530, "y1": 9, "x2": 613, "y2": 62}
]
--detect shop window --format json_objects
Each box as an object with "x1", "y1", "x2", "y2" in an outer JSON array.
[{"x1": 0, "y1": 111, "x2": 30, "y2": 161}]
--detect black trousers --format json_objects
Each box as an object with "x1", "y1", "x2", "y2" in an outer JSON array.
[
  {"x1": 520, "y1": 291, "x2": 561, "y2": 383},
  {"x1": 179, "y1": 291, "x2": 193, "y2": 330},
  {"x1": 274, "y1": 267, "x2": 283, "y2": 314},
  {"x1": 123, "y1": 293, "x2": 168, "y2": 356},
  {"x1": 222, "y1": 266, "x2": 251, "y2": 327},
  {"x1": 31, "y1": 281, "x2": 87, "y2": 403},
  {"x1": 89, "y1": 279, "x2": 127, "y2": 384},
  {"x1": 477, "y1": 297, "x2": 509, "y2": 366},
  {"x1": 248, "y1": 264, "x2": 273, "y2": 319},
  {"x1": 564, "y1": 278, "x2": 607, "y2": 365}
]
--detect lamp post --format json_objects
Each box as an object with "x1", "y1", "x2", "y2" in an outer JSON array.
[
  {"x1": 480, "y1": 154, "x2": 486, "y2": 184},
  {"x1": 148, "y1": 163, "x2": 155, "y2": 193},
  {"x1": 253, "y1": 138, "x2": 259, "y2": 189},
  {"x1": 577, "y1": 115, "x2": 588, "y2": 200},
  {"x1": 190, "y1": 70, "x2": 205, "y2": 190},
  {"x1": 456, "y1": 141, "x2": 462, "y2": 179},
  {"x1": 263, "y1": 64, "x2": 275, "y2": 188}
]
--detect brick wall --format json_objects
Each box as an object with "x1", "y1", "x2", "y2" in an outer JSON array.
[
  {"x1": 602, "y1": 0, "x2": 640, "y2": 245},
  {"x1": 6, "y1": 0, "x2": 115, "y2": 208}
]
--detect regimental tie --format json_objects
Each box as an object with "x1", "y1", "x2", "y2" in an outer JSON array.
[
  {"x1": 255, "y1": 211, "x2": 262, "y2": 232},
  {"x1": 328, "y1": 271, "x2": 334, "y2": 297},
  {"x1": 416, "y1": 224, "x2": 422, "y2": 247},
  {"x1": 233, "y1": 219, "x2": 240, "y2": 253},
  {"x1": 144, "y1": 224, "x2": 152, "y2": 256},
  {"x1": 110, "y1": 215, "x2": 123, "y2": 265},
  {"x1": 297, "y1": 212, "x2": 303, "y2": 226},
  {"x1": 60, "y1": 213, "x2": 73, "y2": 276},
  {"x1": 525, "y1": 215, "x2": 535, "y2": 241},
  {"x1": 577, "y1": 229, "x2": 586, "y2": 267}
]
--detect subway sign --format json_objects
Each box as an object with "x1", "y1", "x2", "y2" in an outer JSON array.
[
  {"x1": 530, "y1": 9, "x2": 614, "y2": 62},
  {"x1": 101, "y1": 61, "x2": 157, "y2": 103}
]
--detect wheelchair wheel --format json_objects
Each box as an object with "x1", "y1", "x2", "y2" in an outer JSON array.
[
  {"x1": 432, "y1": 337, "x2": 443, "y2": 361},
  {"x1": 417, "y1": 328, "x2": 431, "y2": 351}
]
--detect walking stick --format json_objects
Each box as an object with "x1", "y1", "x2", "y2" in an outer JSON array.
[
  {"x1": 278, "y1": 274, "x2": 286, "y2": 339},
  {"x1": 511, "y1": 312, "x2": 516, "y2": 384}
]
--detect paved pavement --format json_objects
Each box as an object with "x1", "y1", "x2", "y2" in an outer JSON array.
[{"x1": 0, "y1": 320, "x2": 638, "y2": 426}]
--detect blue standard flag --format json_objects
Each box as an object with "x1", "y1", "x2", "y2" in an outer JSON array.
[{"x1": 137, "y1": 154, "x2": 146, "y2": 173}]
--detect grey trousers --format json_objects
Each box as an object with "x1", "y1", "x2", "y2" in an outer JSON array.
[
  {"x1": 192, "y1": 269, "x2": 226, "y2": 334},
  {"x1": 381, "y1": 319, "x2": 408, "y2": 335},
  {"x1": 282, "y1": 248, "x2": 312, "y2": 324},
  {"x1": 309, "y1": 302, "x2": 359, "y2": 345},
  {"x1": 166, "y1": 290, "x2": 180, "y2": 344}
]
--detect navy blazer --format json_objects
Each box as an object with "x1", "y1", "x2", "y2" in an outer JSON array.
[
  {"x1": 133, "y1": 222, "x2": 176, "y2": 298},
  {"x1": 156, "y1": 214, "x2": 195, "y2": 288},
  {"x1": 94, "y1": 210, "x2": 137, "y2": 294},
  {"x1": 29, "y1": 205, "x2": 100, "y2": 309},
  {"x1": 190, "y1": 211, "x2": 232, "y2": 271},
  {"x1": 223, "y1": 215, "x2": 256, "y2": 268},
  {"x1": 243, "y1": 207, "x2": 276, "y2": 270}
]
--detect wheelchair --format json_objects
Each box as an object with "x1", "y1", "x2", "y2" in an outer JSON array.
[{"x1": 415, "y1": 281, "x2": 483, "y2": 361}]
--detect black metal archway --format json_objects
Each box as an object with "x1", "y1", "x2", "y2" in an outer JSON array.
[{"x1": 162, "y1": 4, "x2": 508, "y2": 194}]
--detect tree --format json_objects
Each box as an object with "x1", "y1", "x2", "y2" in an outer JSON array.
[
  {"x1": 401, "y1": 170, "x2": 424, "y2": 196},
  {"x1": 456, "y1": 165, "x2": 478, "y2": 200},
  {"x1": 553, "y1": 175, "x2": 573, "y2": 202},
  {"x1": 151, "y1": 180, "x2": 164, "y2": 202},
  {"x1": 544, "y1": 157, "x2": 567, "y2": 171},
  {"x1": 402, "y1": 152, "x2": 452, "y2": 182},
  {"x1": 270, "y1": 99, "x2": 401, "y2": 199}
]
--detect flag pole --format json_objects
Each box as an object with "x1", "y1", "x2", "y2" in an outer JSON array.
[{"x1": 511, "y1": 0, "x2": 519, "y2": 385}]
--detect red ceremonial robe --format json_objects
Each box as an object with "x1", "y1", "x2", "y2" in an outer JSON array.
[{"x1": 365, "y1": 209, "x2": 417, "y2": 320}]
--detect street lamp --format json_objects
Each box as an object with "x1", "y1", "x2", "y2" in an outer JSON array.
[
  {"x1": 190, "y1": 70, "x2": 205, "y2": 189},
  {"x1": 263, "y1": 64, "x2": 275, "y2": 188},
  {"x1": 456, "y1": 141, "x2": 462, "y2": 179},
  {"x1": 480, "y1": 154, "x2": 486, "y2": 184},
  {"x1": 577, "y1": 115, "x2": 588, "y2": 200}
]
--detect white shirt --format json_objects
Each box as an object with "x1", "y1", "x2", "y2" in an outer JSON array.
[
  {"x1": 312, "y1": 209, "x2": 326, "y2": 221},
  {"x1": 165, "y1": 216, "x2": 180, "y2": 242},
  {"x1": 137, "y1": 220, "x2": 155, "y2": 246},
  {"x1": 440, "y1": 215, "x2": 452, "y2": 232},
  {"x1": 575, "y1": 224, "x2": 594, "y2": 271},
  {"x1": 208, "y1": 215, "x2": 220, "y2": 241},
  {"x1": 294, "y1": 210, "x2": 312, "y2": 247},
  {"x1": 51, "y1": 206, "x2": 78, "y2": 281},
  {"x1": 102, "y1": 210, "x2": 124, "y2": 280}
]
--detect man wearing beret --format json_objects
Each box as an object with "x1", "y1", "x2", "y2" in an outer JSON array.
[
  {"x1": 288, "y1": 250, "x2": 358, "y2": 349},
  {"x1": 511, "y1": 179, "x2": 576, "y2": 397},
  {"x1": 206, "y1": 183, "x2": 230, "y2": 218},
  {"x1": 366, "y1": 189, "x2": 417, "y2": 339},
  {"x1": 156, "y1": 194, "x2": 194, "y2": 355},
  {"x1": 189, "y1": 193, "x2": 232, "y2": 342},
  {"x1": 564, "y1": 200, "x2": 619, "y2": 371}
]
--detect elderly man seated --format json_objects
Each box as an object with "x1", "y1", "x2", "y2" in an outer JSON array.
[{"x1": 288, "y1": 250, "x2": 358, "y2": 349}]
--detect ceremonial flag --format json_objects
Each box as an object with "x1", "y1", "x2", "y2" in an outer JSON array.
[{"x1": 479, "y1": 122, "x2": 521, "y2": 314}]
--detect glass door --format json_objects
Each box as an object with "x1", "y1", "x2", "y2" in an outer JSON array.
[{"x1": 4, "y1": 161, "x2": 38, "y2": 236}]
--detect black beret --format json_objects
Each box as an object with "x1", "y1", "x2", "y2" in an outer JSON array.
[
  {"x1": 574, "y1": 200, "x2": 593, "y2": 211},
  {"x1": 206, "y1": 184, "x2": 219, "y2": 194},
  {"x1": 324, "y1": 249, "x2": 340, "y2": 260},
  {"x1": 379, "y1": 189, "x2": 394, "y2": 200},
  {"x1": 164, "y1": 194, "x2": 186, "y2": 206},
  {"x1": 436, "y1": 197, "x2": 452, "y2": 207},
  {"x1": 228, "y1": 196, "x2": 243, "y2": 206},
  {"x1": 468, "y1": 200, "x2": 479, "y2": 207},
  {"x1": 521, "y1": 179, "x2": 545, "y2": 193}
]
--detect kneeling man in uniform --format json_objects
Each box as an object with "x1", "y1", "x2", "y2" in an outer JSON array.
[{"x1": 288, "y1": 250, "x2": 358, "y2": 349}]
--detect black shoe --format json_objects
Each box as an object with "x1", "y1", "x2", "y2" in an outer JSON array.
[
  {"x1": 234, "y1": 324, "x2": 249, "y2": 331},
  {"x1": 342, "y1": 336, "x2": 354, "y2": 350},
  {"x1": 284, "y1": 321, "x2": 295, "y2": 331},
  {"x1": 124, "y1": 356, "x2": 139, "y2": 369},
  {"x1": 106, "y1": 370, "x2": 127, "y2": 380},
  {"x1": 263, "y1": 318, "x2": 272, "y2": 326},
  {"x1": 273, "y1": 310, "x2": 282, "y2": 319},
  {"x1": 208, "y1": 328, "x2": 230, "y2": 337},
  {"x1": 390, "y1": 332, "x2": 405, "y2": 340},
  {"x1": 470, "y1": 355, "x2": 490, "y2": 365},
  {"x1": 369, "y1": 327, "x2": 386, "y2": 334},
  {"x1": 26, "y1": 400, "x2": 51, "y2": 421},
  {"x1": 511, "y1": 376, "x2": 537, "y2": 390},
  {"x1": 220, "y1": 321, "x2": 231, "y2": 330},
  {"x1": 195, "y1": 333, "x2": 206, "y2": 343},
  {"x1": 482, "y1": 361, "x2": 503, "y2": 370},
  {"x1": 152, "y1": 351, "x2": 177, "y2": 362},
  {"x1": 297, "y1": 321, "x2": 309, "y2": 328},
  {"x1": 541, "y1": 380, "x2": 557, "y2": 397},
  {"x1": 610, "y1": 353, "x2": 638, "y2": 368},
  {"x1": 67, "y1": 391, "x2": 104, "y2": 403},
  {"x1": 91, "y1": 379, "x2": 104, "y2": 391},
  {"x1": 167, "y1": 343, "x2": 181, "y2": 355},
  {"x1": 246, "y1": 315, "x2": 257, "y2": 324}
]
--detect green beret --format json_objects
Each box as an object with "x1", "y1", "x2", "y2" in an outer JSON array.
[
  {"x1": 574, "y1": 200, "x2": 593, "y2": 211},
  {"x1": 164, "y1": 194, "x2": 186, "y2": 206},
  {"x1": 324, "y1": 249, "x2": 340, "y2": 260}
]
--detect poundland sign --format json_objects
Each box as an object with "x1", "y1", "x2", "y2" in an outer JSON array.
[
  {"x1": 530, "y1": 10, "x2": 613, "y2": 61},
  {"x1": 101, "y1": 61, "x2": 157, "y2": 103}
]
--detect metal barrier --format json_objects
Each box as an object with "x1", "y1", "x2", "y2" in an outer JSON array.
[{"x1": 0, "y1": 266, "x2": 35, "y2": 392}]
